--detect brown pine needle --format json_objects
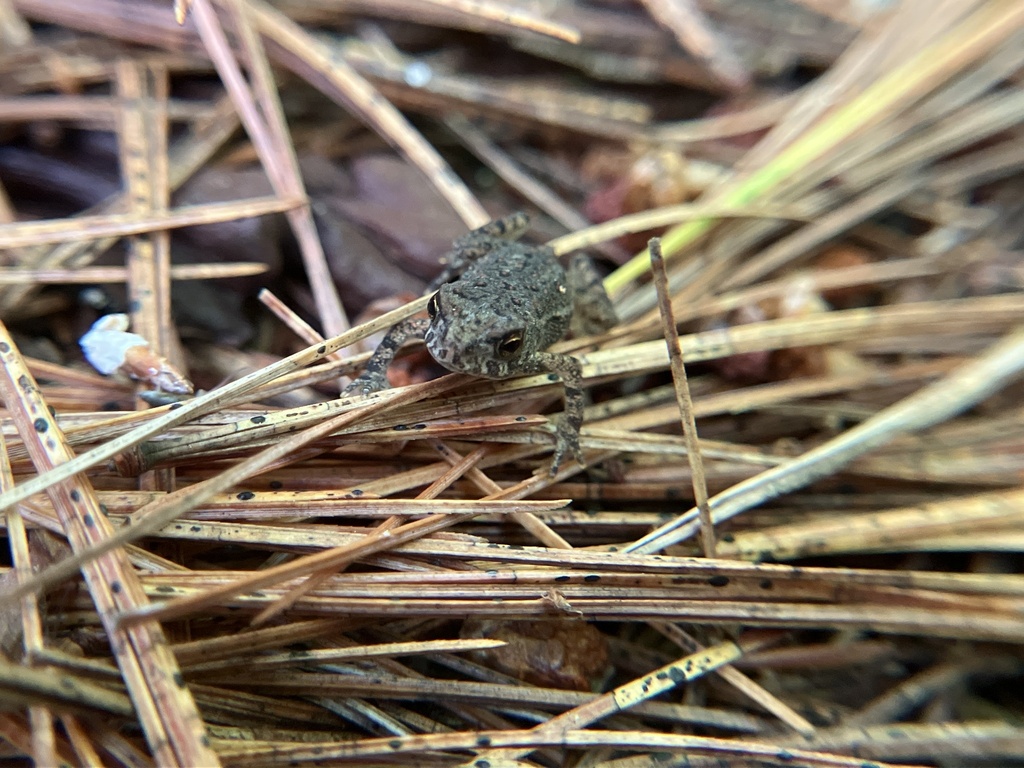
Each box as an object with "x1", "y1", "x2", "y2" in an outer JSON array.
[
  {"x1": 649, "y1": 236, "x2": 714, "y2": 557},
  {"x1": 0, "y1": 196, "x2": 300, "y2": 249},
  {"x1": 0, "y1": 261, "x2": 268, "y2": 284}
]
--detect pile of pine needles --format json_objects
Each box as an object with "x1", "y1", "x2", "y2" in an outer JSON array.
[{"x1": 1, "y1": 1, "x2": 1024, "y2": 766}]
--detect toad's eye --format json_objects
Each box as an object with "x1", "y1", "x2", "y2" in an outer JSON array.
[
  {"x1": 496, "y1": 330, "x2": 524, "y2": 359},
  {"x1": 427, "y1": 292, "x2": 440, "y2": 319}
]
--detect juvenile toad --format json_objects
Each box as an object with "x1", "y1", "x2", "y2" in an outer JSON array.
[{"x1": 346, "y1": 213, "x2": 616, "y2": 472}]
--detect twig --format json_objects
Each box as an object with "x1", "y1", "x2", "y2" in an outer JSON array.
[
  {"x1": 648, "y1": 236, "x2": 714, "y2": 557},
  {"x1": 628, "y1": 324, "x2": 1024, "y2": 553},
  {"x1": 191, "y1": 0, "x2": 350, "y2": 339}
]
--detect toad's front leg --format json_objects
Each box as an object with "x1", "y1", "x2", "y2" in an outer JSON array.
[
  {"x1": 533, "y1": 351, "x2": 586, "y2": 474},
  {"x1": 343, "y1": 316, "x2": 430, "y2": 396}
]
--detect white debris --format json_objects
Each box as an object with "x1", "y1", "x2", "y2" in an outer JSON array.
[
  {"x1": 80, "y1": 314, "x2": 148, "y2": 375},
  {"x1": 80, "y1": 314, "x2": 193, "y2": 394}
]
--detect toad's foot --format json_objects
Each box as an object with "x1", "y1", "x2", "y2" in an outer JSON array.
[
  {"x1": 343, "y1": 369, "x2": 391, "y2": 398},
  {"x1": 548, "y1": 412, "x2": 585, "y2": 475},
  {"x1": 343, "y1": 316, "x2": 429, "y2": 398}
]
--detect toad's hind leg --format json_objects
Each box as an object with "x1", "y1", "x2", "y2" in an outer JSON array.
[
  {"x1": 459, "y1": 211, "x2": 531, "y2": 244},
  {"x1": 435, "y1": 212, "x2": 532, "y2": 287},
  {"x1": 567, "y1": 254, "x2": 617, "y2": 337}
]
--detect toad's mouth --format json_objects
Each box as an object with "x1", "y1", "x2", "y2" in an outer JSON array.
[
  {"x1": 425, "y1": 317, "x2": 502, "y2": 378},
  {"x1": 424, "y1": 318, "x2": 460, "y2": 372}
]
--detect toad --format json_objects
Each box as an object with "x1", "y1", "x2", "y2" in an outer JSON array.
[{"x1": 345, "y1": 213, "x2": 616, "y2": 473}]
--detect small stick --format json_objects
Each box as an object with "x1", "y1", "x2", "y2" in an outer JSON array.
[
  {"x1": 192, "y1": 0, "x2": 350, "y2": 339},
  {"x1": 0, "y1": 196, "x2": 299, "y2": 249},
  {"x1": 629, "y1": 323, "x2": 1024, "y2": 553},
  {"x1": 649, "y1": 237, "x2": 715, "y2": 557},
  {"x1": 422, "y1": 0, "x2": 579, "y2": 42},
  {"x1": 639, "y1": 0, "x2": 750, "y2": 89},
  {"x1": 0, "y1": 262, "x2": 269, "y2": 284},
  {"x1": 258, "y1": 288, "x2": 330, "y2": 348},
  {"x1": 655, "y1": 622, "x2": 815, "y2": 736}
]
